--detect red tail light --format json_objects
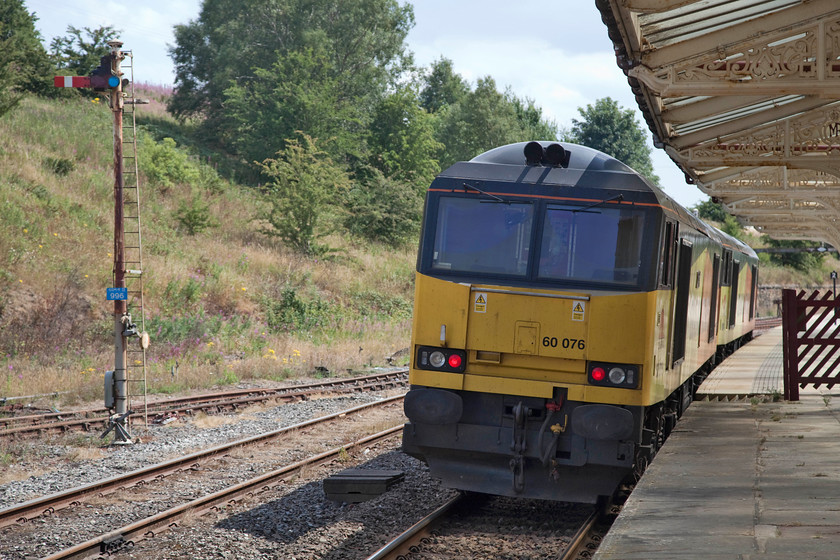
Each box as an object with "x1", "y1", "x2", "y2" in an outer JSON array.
[
  {"x1": 416, "y1": 346, "x2": 467, "y2": 373},
  {"x1": 587, "y1": 361, "x2": 639, "y2": 389}
]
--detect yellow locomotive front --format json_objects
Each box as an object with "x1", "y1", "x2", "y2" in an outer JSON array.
[{"x1": 401, "y1": 142, "x2": 678, "y2": 502}]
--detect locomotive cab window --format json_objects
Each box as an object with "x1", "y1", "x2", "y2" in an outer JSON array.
[
  {"x1": 538, "y1": 205, "x2": 646, "y2": 285},
  {"x1": 431, "y1": 197, "x2": 534, "y2": 276}
]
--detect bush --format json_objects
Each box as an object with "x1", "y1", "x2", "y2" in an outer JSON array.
[
  {"x1": 344, "y1": 168, "x2": 422, "y2": 247},
  {"x1": 43, "y1": 156, "x2": 75, "y2": 176},
  {"x1": 139, "y1": 135, "x2": 200, "y2": 190},
  {"x1": 263, "y1": 287, "x2": 331, "y2": 332},
  {"x1": 175, "y1": 190, "x2": 216, "y2": 235},
  {"x1": 162, "y1": 277, "x2": 204, "y2": 312},
  {"x1": 257, "y1": 134, "x2": 350, "y2": 255}
]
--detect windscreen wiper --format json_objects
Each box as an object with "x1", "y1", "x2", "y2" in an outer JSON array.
[
  {"x1": 462, "y1": 182, "x2": 506, "y2": 203},
  {"x1": 574, "y1": 193, "x2": 624, "y2": 213}
]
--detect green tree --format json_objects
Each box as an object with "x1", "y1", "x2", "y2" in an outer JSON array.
[
  {"x1": 0, "y1": 0, "x2": 54, "y2": 116},
  {"x1": 258, "y1": 135, "x2": 351, "y2": 255},
  {"x1": 344, "y1": 167, "x2": 422, "y2": 246},
  {"x1": 693, "y1": 198, "x2": 728, "y2": 223},
  {"x1": 367, "y1": 85, "x2": 442, "y2": 190},
  {"x1": 720, "y1": 214, "x2": 745, "y2": 240},
  {"x1": 436, "y1": 77, "x2": 558, "y2": 167},
  {"x1": 508, "y1": 90, "x2": 559, "y2": 142},
  {"x1": 168, "y1": 0, "x2": 413, "y2": 161},
  {"x1": 224, "y1": 45, "x2": 362, "y2": 165},
  {"x1": 49, "y1": 25, "x2": 119, "y2": 77},
  {"x1": 570, "y1": 97, "x2": 659, "y2": 185},
  {"x1": 761, "y1": 237, "x2": 826, "y2": 272},
  {"x1": 420, "y1": 57, "x2": 468, "y2": 113}
]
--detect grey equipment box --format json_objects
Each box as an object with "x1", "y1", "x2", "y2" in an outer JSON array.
[{"x1": 323, "y1": 469, "x2": 404, "y2": 503}]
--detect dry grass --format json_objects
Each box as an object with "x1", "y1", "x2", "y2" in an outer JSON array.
[
  {"x1": 64, "y1": 446, "x2": 108, "y2": 462},
  {"x1": 0, "y1": 464, "x2": 48, "y2": 485},
  {"x1": 0, "y1": 96, "x2": 415, "y2": 408},
  {"x1": 190, "y1": 412, "x2": 234, "y2": 429}
]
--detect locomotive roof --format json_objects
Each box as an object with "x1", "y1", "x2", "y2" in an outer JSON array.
[{"x1": 435, "y1": 141, "x2": 756, "y2": 259}]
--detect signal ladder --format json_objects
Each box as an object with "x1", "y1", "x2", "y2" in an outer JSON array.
[{"x1": 119, "y1": 51, "x2": 150, "y2": 427}]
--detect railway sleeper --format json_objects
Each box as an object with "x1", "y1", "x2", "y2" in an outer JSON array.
[{"x1": 100, "y1": 534, "x2": 133, "y2": 555}]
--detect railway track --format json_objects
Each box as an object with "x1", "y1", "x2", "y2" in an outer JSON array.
[
  {"x1": 0, "y1": 369, "x2": 407, "y2": 439},
  {"x1": 755, "y1": 316, "x2": 782, "y2": 333},
  {"x1": 38, "y1": 425, "x2": 404, "y2": 560},
  {"x1": 364, "y1": 492, "x2": 601, "y2": 560},
  {"x1": 0, "y1": 394, "x2": 405, "y2": 530}
]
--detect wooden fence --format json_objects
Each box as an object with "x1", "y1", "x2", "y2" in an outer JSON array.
[{"x1": 782, "y1": 289, "x2": 840, "y2": 400}]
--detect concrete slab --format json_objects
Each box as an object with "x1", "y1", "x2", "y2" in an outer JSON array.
[
  {"x1": 594, "y1": 397, "x2": 840, "y2": 559},
  {"x1": 699, "y1": 327, "x2": 785, "y2": 397}
]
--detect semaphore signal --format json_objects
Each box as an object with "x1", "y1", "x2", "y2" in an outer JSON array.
[
  {"x1": 54, "y1": 75, "x2": 93, "y2": 88},
  {"x1": 54, "y1": 41, "x2": 141, "y2": 446},
  {"x1": 54, "y1": 54, "x2": 124, "y2": 92}
]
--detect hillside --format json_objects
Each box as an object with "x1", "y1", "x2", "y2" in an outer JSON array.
[
  {"x1": 0, "y1": 92, "x2": 415, "y2": 405},
  {"x1": 2, "y1": 92, "x2": 838, "y2": 408}
]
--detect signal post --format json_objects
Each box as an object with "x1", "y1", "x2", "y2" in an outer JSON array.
[
  {"x1": 55, "y1": 40, "x2": 135, "y2": 444},
  {"x1": 108, "y1": 41, "x2": 133, "y2": 445}
]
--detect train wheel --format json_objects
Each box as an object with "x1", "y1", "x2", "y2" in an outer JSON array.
[
  {"x1": 628, "y1": 405, "x2": 664, "y2": 484},
  {"x1": 630, "y1": 450, "x2": 649, "y2": 483},
  {"x1": 652, "y1": 406, "x2": 666, "y2": 453}
]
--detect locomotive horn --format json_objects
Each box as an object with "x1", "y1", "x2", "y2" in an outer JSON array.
[
  {"x1": 524, "y1": 141, "x2": 544, "y2": 165},
  {"x1": 544, "y1": 143, "x2": 567, "y2": 167}
]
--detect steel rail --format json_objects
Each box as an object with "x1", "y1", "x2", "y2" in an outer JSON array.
[
  {"x1": 41, "y1": 425, "x2": 404, "y2": 560},
  {"x1": 557, "y1": 508, "x2": 600, "y2": 560},
  {"x1": 755, "y1": 316, "x2": 783, "y2": 332},
  {"x1": 0, "y1": 370, "x2": 407, "y2": 437},
  {"x1": 363, "y1": 493, "x2": 464, "y2": 560},
  {"x1": 364, "y1": 497, "x2": 600, "y2": 560},
  {"x1": 0, "y1": 394, "x2": 405, "y2": 528}
]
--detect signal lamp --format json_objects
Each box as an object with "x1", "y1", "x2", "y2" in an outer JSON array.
[
  {"x1": 416, "y1": 346, "x2": 467, "y2": 373},
  {"x1": 429, "y1": 351, "x2": 446, "y2": 368},
  {"x1": 587, "y1": 361, "x2": 639, "y2": 389},
  {"x1": 608, "y1": 367, "x2": 627, "y2": 384},
  {"x1": 90, "y1": 54, "x2": 119, "y2": 91}
]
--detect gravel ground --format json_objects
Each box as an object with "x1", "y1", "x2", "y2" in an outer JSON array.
[
  {"x1": 1, "y1": 391, "x2": 393, "y2": 507},
  {"x1": 124, "y1": 447, "x2": 454, "y2": 560},
  {"x1": 0, "y1": 389, "x2": 457, "y2": 560}
]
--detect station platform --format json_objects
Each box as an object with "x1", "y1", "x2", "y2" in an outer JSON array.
[{"x1": 594, "y1": 326, "x2": 840, "y2": 559}]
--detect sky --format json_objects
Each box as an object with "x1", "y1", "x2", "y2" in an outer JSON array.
[{"x1": 24, "y1": 0, "x2": 707, "y2": 208}]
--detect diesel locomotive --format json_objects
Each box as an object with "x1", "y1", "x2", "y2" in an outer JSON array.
[{"x1": 401, "y1": 141, "x2": 757, "y2": 503}]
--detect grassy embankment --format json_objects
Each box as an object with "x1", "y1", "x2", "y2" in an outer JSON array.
[
  {"x1": 1, "y1": 89, "x2": 837, "y2": 409},
  {"x1": 0, "y1": 90, "x2": 414, "y2": 408}
]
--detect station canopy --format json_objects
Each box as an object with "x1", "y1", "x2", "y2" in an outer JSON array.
[{"x1": 596, "y1": 0, "x2": 840, "y2": 248}]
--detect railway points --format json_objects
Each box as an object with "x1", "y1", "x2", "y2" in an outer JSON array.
[{"x1": 594, "y1": 325, "x2": 840, "y2": 558}]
